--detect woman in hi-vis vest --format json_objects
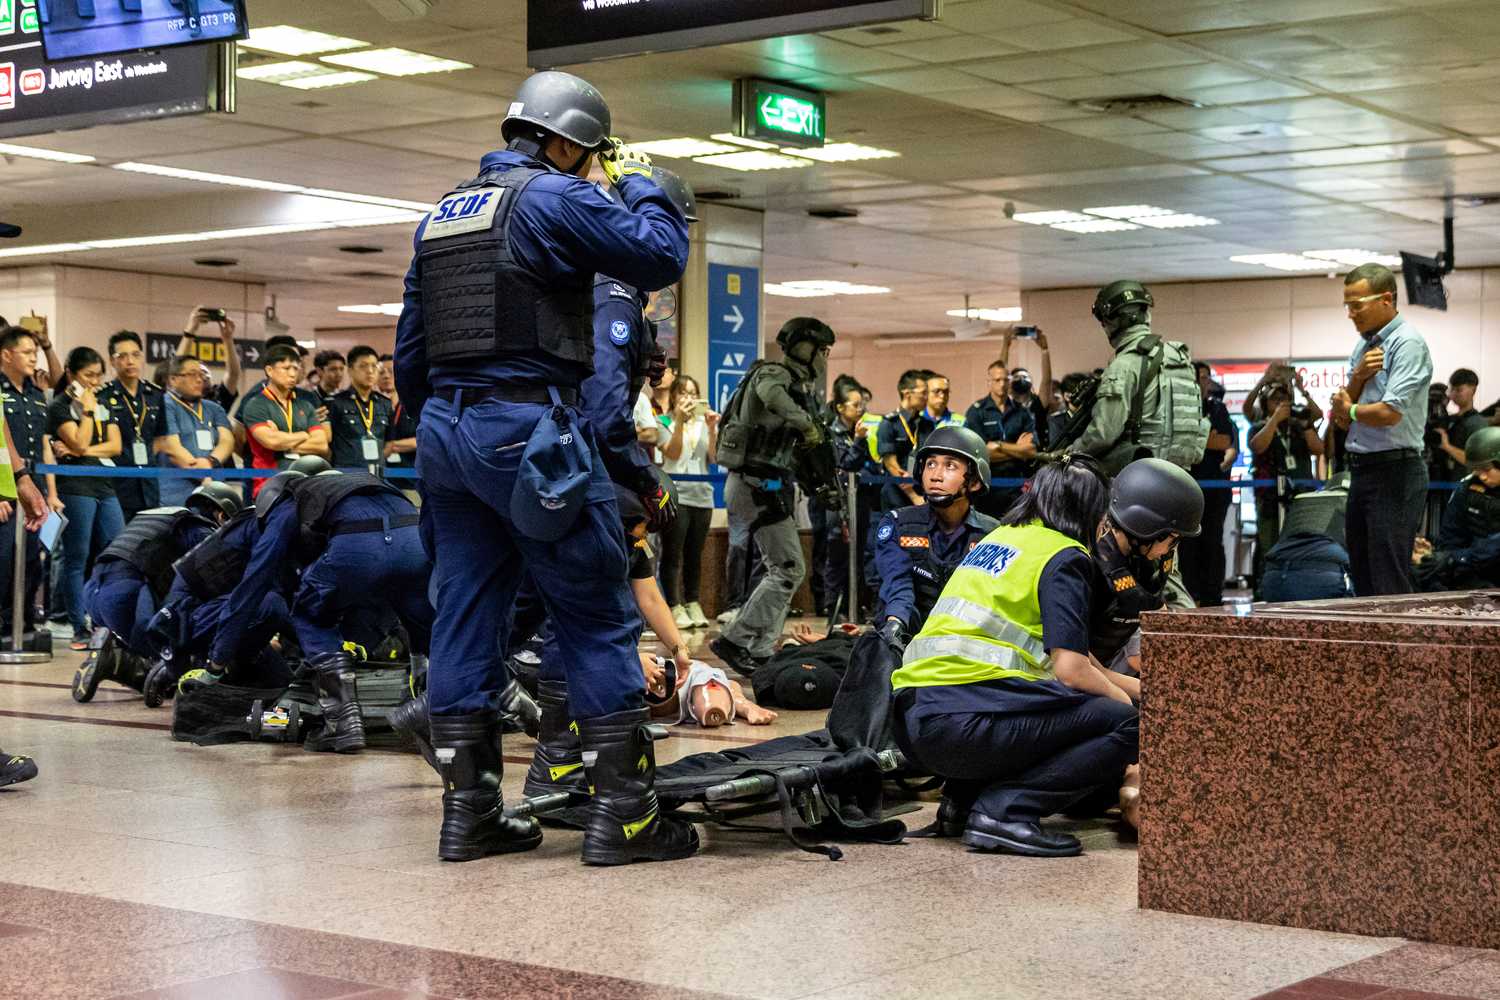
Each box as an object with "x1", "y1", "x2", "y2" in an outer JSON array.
[{"x1": 891, "y1": 455, "x2": 1138, "y2": 858}]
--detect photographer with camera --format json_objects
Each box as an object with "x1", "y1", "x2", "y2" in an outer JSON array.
[{"x1": 1248, "y1": 368, "x2": 1324, "y2": 585}]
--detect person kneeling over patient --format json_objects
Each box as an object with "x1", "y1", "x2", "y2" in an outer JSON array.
[
  {"x1": 1415, "y1": 426, "x2": 1500, "y2": 591},
  {"x1": 891, "y1": 455, "x2": 1137, "y2": 858}
]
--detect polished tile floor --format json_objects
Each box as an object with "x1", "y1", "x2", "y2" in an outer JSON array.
[{"x1": 3, "y1": 629, "x2": 1497, "y2": 1000}]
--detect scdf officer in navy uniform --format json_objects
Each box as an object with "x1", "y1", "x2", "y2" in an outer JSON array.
[{"x1": 394, "y1": 71, "x2": 696, "y2": 867}]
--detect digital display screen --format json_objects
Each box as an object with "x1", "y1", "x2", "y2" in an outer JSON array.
[
  {"x1": 37, "y1": 0, "x2": 247, "y2": 62},
  {"x1": 0, "y1": 25, "x2": 225, "y2": 139},
  {"x1": 528, "y1": 0, "x2": 935, "y2": 66}
]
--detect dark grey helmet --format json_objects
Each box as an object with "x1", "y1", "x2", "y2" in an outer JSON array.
[
  {"x1": 255, "y1": 471, "x2": 305, "y2": 519},
  {"x1": 1466, "y1": 425, "x2": 1500, "y2": 469},
  {"x1": 185, "y1": 481, "x2": 244, "y2": 520},
  {"x1": 1092, "y1": 280, "x2": 1153, "y2": 328},
  {"x1": 287, "y1": 455, "x2": 331, "y2": 476},
  {"x1": 651, "y1": 166, "x2": 698, "y2": 223},
  {"x1": 1108, "y1": 458, "x2": 1203, "y2": 540},
  {"x1": 775, "y1": 317, "x2": 835, "y2": 356},
  {"x1": 501, "y1": 71, "x2": 612, "y2": 151},
  {"x1": 912, "y1": 425, "x2": 991, "y2": 497}
]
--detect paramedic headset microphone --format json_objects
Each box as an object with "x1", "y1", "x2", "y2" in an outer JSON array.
[{"x1": 394, "y1": 70, "x2": 698, "y2": 867}]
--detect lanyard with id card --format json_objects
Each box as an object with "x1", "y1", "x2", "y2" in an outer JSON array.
[{"x1": 354, "y1": 393, "x2": 380, "y2": 462}]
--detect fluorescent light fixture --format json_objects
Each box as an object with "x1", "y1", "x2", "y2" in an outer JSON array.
[
  {"x1": 765, "y1": 280, "x2": 891, "y2": 298},
  {"x1": 710, "y1": 132, "x2": 779, "y2": 150},
  {"x1": 1303, "y1": 248, "x2": 1402, "y2": 268},
  {"x1": 1012, "y1": 211, "x2": 1090, "y2": 225},
  {"x1": 945, "y1": 307, "x2": 1022, "y2": 322},
  {"x1": 279, "y1": 70, "x2": 379, "y2": 90},
  {"x1": 339, "y1": 303, "x2": 405, "y2": 316},
  {"x1": 320, "y1": 48, "x2": 472, "y2": 76},
  {"x1": 1134, "y1": 213, "x2": 1219, "y2": 229},
  {"x1": 237, "y1": 60, "x2": 332, "y2": 83},
  {"x1": 241, "y1": 25, "x2": 368, "y2": 56},
  {"x1": 0, "y1": 143, "x2": 95, "y2": 164},
  {"x1": 1229, "y1": 253, "x2": 1332, "y2": 272},
  {"x1": 0, "y1": 217, "x2": 421, "y2": 262},
  {"x1": 1083, "y1": 204, "x2": 1173, "y2": 219},
  {"x1": 630, "y1": 138, "x2": 742, "y2": 158},
  {"x1": 301, "y1": 189, "x2": 434, "y2": 211},
  {"x1": 0, "y1": 243, "x2": 91, "y2": 259},
  {"x1": 693, "y1": 150, "x2": 811, "y2": 171},
  {"x1": 783, "y1": 142, "x2": 900, "y2": 163},
  {"x1": 332, "y1": 211, "x2": 428, "y2": 227},
  {"x1": 1051, "y1": 219, "x2": 1141, "y2": 233},
  {"x1": 113, "y1": 162, "x2": 303, "y2": 193}
]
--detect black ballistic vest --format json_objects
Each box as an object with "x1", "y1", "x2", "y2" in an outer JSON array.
[
  {"x1": 174, "y1": 509, "x2": 256, "y2": 600},
  {"x1": 287, "y1": 472, "x2": 407, "y2": 549},
  {"x1": 884, "y1": 506, "x2": 997, "y2": 629},
  {"x1": 98, "y1": 507, "x2": 213, "y2": 598},
  {"x1": 1090, "y1": 531, "x2": 1170, "y2": 664},
  {"x1": 419, "y1": 166, "x2": 594, "y2": 371},
  {"x1": 1458, "y1": 477, "x2": 1500, "y2": 543}
]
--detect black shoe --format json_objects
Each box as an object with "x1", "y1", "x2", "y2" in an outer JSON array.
[
  {"x1": 709, "y1": 636, "x2": 765, "y2": 678},
  {"x1": 141, "y1": 659, "x2": 181, "y2": 708},
  {"x1": 431, "y1": 711, "x2": 542, "y2": 862},
  {"x1": 961, "y1": 813, "x2": 1082, "y2": 858},
  {"x1": 522, "y1": 679, "x2": 590, "y2": 829},
  {"x1": 390, "y1": 691, "x2": 438, "y2": 772},
  {"x1": 308, "y1": 651, "x2": 365, "y2": 753},
  {"x1": 910, "y1": 796, "x2": 968, "y2": 839},
  {"x1": 577, "y1": 707, "x2": 699, "y2": 866},
  {"x1": 72, "y1": 630, "x2": 117, "y2": 703},
  {"x1": 0, "y1": 750, "x2": 38, "y2": 788}
]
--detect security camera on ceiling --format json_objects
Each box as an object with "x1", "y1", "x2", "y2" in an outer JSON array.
[{"x1": 366, "y1": 0, "x2": 432, "y2": 20}]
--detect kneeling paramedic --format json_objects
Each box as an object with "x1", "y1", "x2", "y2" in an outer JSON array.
[
  {"x1": 394, "y1": 70, "x2": 697, "y2": 865},
  {"x1": 210, "y1": 468, "x2": 431, "y2": 754},
  {"x1": 872, "y1": 425, "x2": 998, "y2": 654},
  {"x1": 77, "y1": 482, "x2": 243, "y2": 702},
  {"x1": 1417, "y1": 426, "x2": 1500, "y2": 590},
  {"x1": 892, "y1": 456, "x2": 1138, "y2": 858}
]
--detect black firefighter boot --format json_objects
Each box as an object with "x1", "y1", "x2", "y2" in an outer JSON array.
[
  {"x1": 431, "y1": 711, "x2": 542, "y2": 862},
  {"x1": 522, "y1": 679, "x2": 590, "y2": 829},
  {"x1": 577, "y1": 707, "x2": 699, "y2": 866},
  {"x1": 394, "y1": 679, "x2": 540, "y2": 776},
  {"x1": 309, "y1": 651, "x2": 366, "y2": 753}
]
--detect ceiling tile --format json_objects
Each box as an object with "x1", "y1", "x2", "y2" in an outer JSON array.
[
  {"x1": 1128, "y1": 63, "x2": 1264, "y2": 90},
  {"x1": 1016, "y1": 75, "x2": 1150, "y2": 101},
  {"x1": 853, "y1": 67, "x2": 992, "y2": 94},
  {"x1": 731, "y1": 35, "x2": 922, "y2": 74},
  {"x1": 821, "y1": 19, "x2": 958, "y2": 46},
  {"x1": 959, "y1": 54, "x2": 1101, "y2": 84},
  {"x1": 1000, "y1": 19, "x2": 1142, "y2": 52},
  {"x1": 940, "y1": 0, "x2": 1076, "y2": 33},
  {"x1": 873, "y1": 35, "x2": 1024, "y2": 64},
  {"x1": 1064, "y1": 42, "x2": 1205, "y2": 73}
]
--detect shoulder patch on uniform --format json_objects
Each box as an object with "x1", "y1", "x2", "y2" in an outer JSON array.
[
  {"x1": 609, "y1": 320, "x2": 631, "y2": 346},
  {"x1": 609, "y1": 282, "x2": 635, "y2": 300},
  {"x1": 899, "y1": 535, "x2": 930, "y2": 549},
  {"x1": 877, "y1": 521, "x2": 894, "y2": 542},
  {"x1": 1112, "y1": 574, "x2": 1138, "y2": 592},
  {"x1": 422, "y1": 188, "x2": 506, "y2": 241}
]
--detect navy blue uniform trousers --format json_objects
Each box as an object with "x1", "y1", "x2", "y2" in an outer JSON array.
[
  {"x1": 417, "y1": 395, "x2": 642, "y2": 720},
  {"x1": 87, "y1": 563, "x2": 158, "y2": 655},
  {"x1": 291, "y1": 521, "x2": 432, "y2": 659}
]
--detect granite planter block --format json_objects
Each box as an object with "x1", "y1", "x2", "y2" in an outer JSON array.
[{"x1": 1138, "y1": 590, "x2": 1500, "y2": 948}]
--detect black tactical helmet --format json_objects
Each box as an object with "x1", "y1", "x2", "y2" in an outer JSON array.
[
  {"x1": 775, "y1": 317, "x2": 835, "y2": 356},
  {"x1": 255, "y1": 471, "x2": 305, "y2": 519},
  {"x1": 1466, "y1": 425, "x2": 1500, "y2": 470},
  {"x1": 1108, "y1": 458, "x2": 1203, "y2": 540},
  {"x1": 652, "y1": 166, "x2": 698, "y2": 223},
  {"x1": 287, "y1": 455, "x2": 332, "y2": 476},
  {"x1": 912, "y1": 425, "x2": 991, "y2": 497},
  {"x1": 501, "y1": 71, "x2": 612, "y2": 151},
  {"x1": 1092, "y1": 280, "x2": 1154, "y2": 328},
  {"x1": 185, "y1": 481, "x2": 244, "y2": 520}
]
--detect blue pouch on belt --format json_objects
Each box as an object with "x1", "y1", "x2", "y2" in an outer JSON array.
[{"x1": 510, "y1": 387, "x2": 592, "y2": 542}]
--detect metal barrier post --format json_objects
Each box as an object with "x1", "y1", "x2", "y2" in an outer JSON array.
[
  {"x1": 847, "y1": 471, "x2": 859, "y2": 623},
  {"x1": 0, "y1": 511, "x2": 49, "y2": 664}
]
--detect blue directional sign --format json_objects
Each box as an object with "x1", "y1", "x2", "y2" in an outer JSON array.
[{"x1": 707, "y1": 263, "x2": 760, "y2": 414}]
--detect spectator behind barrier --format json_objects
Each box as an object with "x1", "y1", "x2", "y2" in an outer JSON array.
[
  {"x1": 156, "y1": 357, "x2": 235, "y2": 506},
  {"x1": 876, "y1": 369, "x2": 933, "y2": 510},
  {"x1": 238, "y1": 344, "x2": 331, "y2": 496},
  {"x1": 658, "y1": 374, "x2": 716, "y2": 631},
  {"x1": 963, "y1": 359, "x2": 1035, "y2": 519},
  {"x1": 312, "y1": 349, "x2": 346, "y2": 403},
  {"x1": 377, "y1": 354, "x2": 417, "y2": 468},
  {"x1": 1247, "y1": 374, "x2": 1323, "y2": 586}
]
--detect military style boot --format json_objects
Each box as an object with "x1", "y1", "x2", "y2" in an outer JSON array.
[
  {"x1": 72, "y1": 629, "x2": 118, "y2": 703},
  {"x1": 577, "y1": 707, "x2": 699, "y2": 866},
  {"x1": 522, "y1": 679, "x2": 590, "y2": 829},
  {"x1": 394, "y1": 679, "x2": 540, "y2": 776},
  {"x1": 431, "y1": 711, "x2": 542, "y2": 862},
  {"x1": 309, "y1": 651, "x2": 366, "y2": 753}
]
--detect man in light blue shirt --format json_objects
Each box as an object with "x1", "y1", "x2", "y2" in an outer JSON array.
[
  {"x1": 1330, "y1": 263, "x2": 1433, "y2": 595},
  {"x1": 155, "y1": 357, "x2": 235, "y2": 507}
]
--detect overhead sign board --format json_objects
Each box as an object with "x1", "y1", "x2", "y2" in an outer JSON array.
[
  {"x1": 0, "y1": 3, "x2": 229, "y2": 139},
  {"x1": 527, "y1": 0, "x2": 939, "y2": 67},
  {"x1": 38, "y1": 0, "x2": 247, "y2": 62},
  {"x1": 735, "y1": 78, "x2": 824, "y2": 148},
  {"x1": 706, "y1": 263, "x2": 760, "y2": 414},
  {"x1": 146, "y1": 332, "x2": 264, "y2": 369}
]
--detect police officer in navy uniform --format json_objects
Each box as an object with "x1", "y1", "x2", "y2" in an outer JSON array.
[
  {"x1": 0, "y1": 325, "x2": 54, "y2": 636},
  {"x1": 1417, "y1": 426, "x2": 1500, "y2": 590},
  {"x1": 872, "y1": 426, "x2": 998, "y2": 651},
  {"x1": 98, "y1": 331, "x2": 167, "y2": 520},
  {"x1": 394, "y1": 71, "x2": 695, "y2": 866}
]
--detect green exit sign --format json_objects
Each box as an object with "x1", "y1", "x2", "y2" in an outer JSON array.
[{"x1": 734, "y1": 79, "x2": 825, "y2": 148}]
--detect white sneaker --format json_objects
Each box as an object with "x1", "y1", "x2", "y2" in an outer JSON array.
[
  {"x1": 686, "y1": 601, "x2": 710, "y2": 628},
  {"x1": 716, "y1": 607, "x2": 739, "y2": 626},
  {"x1": 672, "y1": 604, "x2": 694, "y2": 629}
]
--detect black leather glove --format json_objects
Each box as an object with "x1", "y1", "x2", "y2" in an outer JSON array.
[
  {"x1": 878, "y1": 617, "x2": 908, "y2": 654},
  {"x1": 646, "y1": 348, "x2": 668, "y2": 388},
  {"x1": 637, "y1": 465, "x2": 678, "y2": 534}
]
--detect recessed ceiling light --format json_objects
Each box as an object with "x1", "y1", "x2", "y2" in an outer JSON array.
[
  {"x1": 339, "y1": 303, "x2": 405, "y2": 316},
  {"x1": 1012, "y1": 211, "x2": 1091, "y2": 225},
  {"x1": 630, "y1": 138, "x2": 743, "y2": 158},
  {"x1": 112, "y1": 162, "x2": 303, "y2": 192},
  {"x1": 782, "y1": 143, "x2": 900, "y2": 163},
  {"x1": 0, "y1": 142, "x2": 95, "y2": 164},
  {"x1": 1083, "y1": 205, "x2": 1173, "y2": 219},
  {"x1": 1134, "y1": 213, "x2": 1219, "y2": 229},
  {"x1": 709, "y1": 132, "x2": 779, "y2": 150},
  {"x1": 1229, "y1": 253, "x2": 1332, "y2": 272},
  {"x1": 279, "y1": 70, "x2": 380, "y2": 90},
  {"x1": 1303, "y1": 248, "x2": 1402, "y2": 267},
  {"x1": 945, "y1": 307, "x2": 1022, "y2": 322},
  {"x1": 320, "y1": 48, "x2": 472, "y2": 76},
  {"x1": 241, "y1": 25, "x2": 368, "y2": 56},
  {"x1": 1051, "y1": 219, "x2": 1141, "y2": 234},
  {"x1": 692, "y1": 150, "x2": 812, "y2": 172},
  {"x1": 765, "y1": 280, "x2": 891, "y2": 297}
]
